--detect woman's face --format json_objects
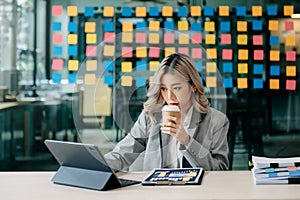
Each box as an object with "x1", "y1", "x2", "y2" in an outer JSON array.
[{"x1": 160, "y1": 72, "x2": 193, "y2": 112}]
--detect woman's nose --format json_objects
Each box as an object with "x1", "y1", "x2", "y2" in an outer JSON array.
[{"x1": 167, "y1": 89, "x2": 176, "y2": 100}]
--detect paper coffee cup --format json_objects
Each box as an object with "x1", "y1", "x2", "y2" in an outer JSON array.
[{"x1": 162, "y1": 105, "x2": 180, "y2": 123}]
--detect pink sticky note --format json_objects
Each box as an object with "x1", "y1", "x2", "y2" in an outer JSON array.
[
  {"x1": 136, "y1": 33, "x2": 146, "y2": 44},
  {"x1": 53, "y1": 34, "x2": 63, "y2": 44},
  {"x1": 286, "y1": 50, "x2": 296, "y2": 61},
  {"x1": 192, "y1": 34, "x2": 202, "y2": 44},
  {"x1": 254, "y1": 50, "x2": 264, "y2": 60},
  {"x1": 222, "y1": 49, "x2": 233, "y2": 60},
  {"x1": 192, "y1": 48, "x2": 202, "y2": 59},
  {"x1": 86, "y1": 46, "x2": 97, "y2": 57},
  {"x1": 253, "y1": 35, "x2": 263, "y2": 45},
  {"x1": 286, "y1": 79, "x2": 296, "y2": 90},
  {"x1": 178, "y1": 47, "x2": 189, "y2": 56},
  {"x1": 52, "y1": 59, "x2": 63, "y2": 70},
  {"x1": 149, "y1": 46, "x2": 160, "y2": 58},
  {"x1": 104, "y1": 32, "x2": 115, "y2": 43},
  {"x1": 52, "y1": 5, "x2": 63, "y2": 16},
  {"x1": 122, "y1": 47, "x2": 133, "y2": 58},
  {"x1": 221, "y1": 34, "x2": 231, "y2": 45},
  {"x1": 285, "y1": 21, "x2": 294, "y2": 31},
  {"x1": 164, "y1": 33, "x2": 175, "y2": 44}
]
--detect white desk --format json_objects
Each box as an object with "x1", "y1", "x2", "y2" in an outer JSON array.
[{"x1": 1, "y1": 171, "x2": 300, "y2": 200}]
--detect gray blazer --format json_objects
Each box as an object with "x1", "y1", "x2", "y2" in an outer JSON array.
[{"x1": 105, "y1": 107, "x2": 229, "y2": 171}]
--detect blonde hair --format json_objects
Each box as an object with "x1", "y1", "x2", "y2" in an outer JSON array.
[{"x1": 143, "y1": 53, "x2": 209, "y2": 121}]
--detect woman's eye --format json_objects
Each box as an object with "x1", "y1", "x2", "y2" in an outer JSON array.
[
  {"x1": 173, "y1": 87, "x2": 181, "y2": 91},
  {"x1": 160, "y1": 87, "x2": 167, "y2": 91}
]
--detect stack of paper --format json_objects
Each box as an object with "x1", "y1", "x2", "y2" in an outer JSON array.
[{"x1": 251, "y1": 156, "x2": 300, "y2": 184}]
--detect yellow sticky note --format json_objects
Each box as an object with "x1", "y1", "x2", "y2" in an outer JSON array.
[
  {"x1": 206, "y1": 62, "x2": 217, "y2": 73},
  {"x1": 67, "y1": 6, "x2": 78, "y2": 16},
  {"x1": 286, "y1": 36, "x2": 296, "y2": 46},
  {"x1": 286, "y1": 66, "x2": 296, "y2": 76},
  {"x1": 204, "y1": 22, "x2": 215, "y2": 32},
  {"x1": 136, "y1": 7, "x2": 146, "y2": 17},
  {"x1": 238, "y1": 49, "x2": 248, "y2": 60},
  {"x1": 149, "y1": 33, "x2": 159, "y2": 44},
  {"x1": 206, "y1": 76, "x2": 217, "y2": 87},
  {"x1": 85, "y1": 22, "x2": 96, "y2": 33},
  {"x1": 165, "y1": 47, "x2": 176, "y2": 57},
  {"x1": 270, "y1": 79, "x2": 279, "y2": 89},
  {"x1": 237, "y1": 21, "x2": 247, "y2": 32},
  {"x1": 121, "y1": 62, "x2": 132, "y2": 72},
  {"x1": 149, "y1": 61, "x2": 160, "y2": 71},
  {"x1": 68, "y1": 34, "x2": 78, "y2": 45},
  {"x1": 86, "y1": 60, "x2": 97, "y2": 71},
  {"x1": 103, "y1": 6, "x2": 114, "y2": 17},
  {"x1": 219, "y1": 6, "x2": 229, "y2": 16},
  {"x1": 238, "y1": 63, "x2": 248, "y2": 74},
  {"x1": 284, "y1": 5, "x2": 294, "y2": 16},
  {"x1": 84, "y1": 74, "x2": 96, "y2": 85},
  {"x1": 237, "y1": 78, "x2": 248, "y2": 89},
  {"x1": 68, "y1": 60, "x2": 79, "y2": 71},
  {"x1": 121, "y1": 76, "x2": 132, "y2": 87},
  {"x1": 268, "y1": 20, "x2": 278, "y2": 31},
  {"x1": 191, "y1": 6, "x2": 201, "y2": 16},
  {"x1": 122, "y1": 32, "x2": 133, "y2": 43},
  {"x1": 149, "y1": 21, "x2": 160, "y2": 31},
  {"x1": 252, "y1": 6, "x2": 262, "y2": 16},
  {"x1": 178, "y1": 21, "x2": 189, "y2": 31},
  {"x1": 270, "y1": 50, "x2": 280, "y2": 61},
  {"x1": 206, "y1": 48, "x2": 217, "y2": 59},
  {"x1": 122, "y1": 22, "x2": 133, "y2": 32},
  {"x1": 136, "y1": 46, "x2": 147, "y2": 58},
  {"x1": 237, "y1": 34, "x2": 248, "y2": 45},
  {"x1": 162, "y1": 6, "x2": 173, "y2": 17},
  {"x1": 178, "y1": 34, "x2": 189, "y2": 44},
  {"x1": 86, "y1": 34, "x2": 97, "y2": 44},
  {"x1": 103, "y1": 45, "x2": 115, "y2": 57},
  {"x1": 205, "y1": 34, "x2": 216, "y2": 45}
]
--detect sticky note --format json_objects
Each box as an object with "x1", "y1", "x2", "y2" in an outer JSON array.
[
  {"x1": 191, "y1": 22, "x2": 202, "y2": 31},
  {"x1": 237, "y1": 21, "x2": 247, "y2": 32},
  {"x1": 195, "y1": 61, "x2": 202, "y2": 72},
  {"x1": 149, "y1": 21, "x2": 160, "y2": 31},
  {"x1": 136, "y1": 32, "x2": 147, "y2": 44},
  {"x1": 238, "y1": 49, "x2": 248, "y2": 60},
  {"x1": 252, "y1": 6, "x2": 262, "y2": 16},
  {"x1": 52, "y1": 5, "x2": 62, "y2": 16},
  {"x1": 68, "y1": 34, "x2": 78, "y2": 45},
  {"x1": 149, "y1": 46, "x2": 160, "y2": 58},
  {"x1": 164, "y1": 21, "x2": 174, "y2": 30},
  {"x1": 192, "y1": 34, "x2": 202, "y2": 44},
  {"x1": 149, "y1": 61, "x2": 160, "y2": 71},
  {"x1": 269, "y1": 35, "x2": 279, "y2": 46},
  {"x1": 270, "y1": 50, "x2": 280, "y2": 61},
  {"x1": 286, "y1": 66, "x2": 296, "y2": 76},
  {"x1": 206, "y1": 62, "x2": 217, "y2": 72},
  {"x1": 237, "y1": 78, "x2": 248, "y2": 89},
  {"x1": 104, "y1": 22, "x2": 114, "y2": 32},
  {"x1": 104, "y1": 60, "x2": 114, "y2": 72},
  {"x1": 253, "y1": 78, "x2": 263, "y2": 89},
  {"x1": 205, "y1": 34, "x2": 216, "y2": 45},
  {"x1": 136, "y1": 47, "x2": 147, "y2": 58},
  {"x1": 223, "y1": 62, "x2": 233, "y2": 73},
  {"x1": 206, "y1": 76, "x2": 217, "y2": 87},
  {"x1": 219, "y1": 6, "x2": 229, "y2": 16},
  {"x1": 52, "y1": 59, "x2": 63, "y2": 70},
  {"x1": 165, "y1": 47, "x2": 176, "y2": 57},
  {"x1": 85, "y1": 22, "x2": 96, "y2": 33},
  {"x1": 86, "y1": 60, "x2": 97, "y2": 71},
  {"x1": 237, "y1": 34, "x2": 248, "y2": 45},
  {"x1": 53, "y1": 34, "x2": 63, "y2": 44},
  {"x1": 53, "y1": 46, "x2": 62, "y2": 56},
  {"x1": 52, "y1": 73, "x2": 61, "y2": 83},
  {"x1": 286, "y1": 80, "x2": 296, "y2": 90},
  {"x1": 285, "y1": 21, "x2": 294, "y2": 31},
  {"x1": 270, "y1": 65, "x2": 280, "y2": 76},
  {"x1": 192, "y1": 48, "x2": 202, "y2": 59},
  {"x1": 222, "y1": 49, "x2": 233, "y2": 60},
  {"x1": 52, "y1": 22, "x2": 61, "y2": 31},
  {"x1": 284, "y1": 5, "x2": 294, "y2": 16},
  {"x1": 122, "y1": 22, "x2": 133, "y2": 32},
  {"x1": 236, "y1": 6, "x2": 246, "y2": 16},
  {"x1": 103, "y1": 45, "x2": 115, "y2": 57},
  {"x1": 204, "y1": 22, "x2": 215, "y2": 32},
  {"x1": 84, "y1": 74, "x2": 96, "y2": 85},
  {"x1": 121, "y1": 76, "x2": 132, "y2": 87},
  {"x1": 122, "y1": 32, "x2": 133, "y2": 43},
  {"x1": 254, "y1": 50, "x2": 264, "y2": 60},
  {"x1": 286, "y1": 51, "x2": 296, "y2": 61},
  {"x1": 122, "y1": 47, "x2": 133, "y2": 58},
  {"x1": 220, "y1": 21, "x2": 230, "y2": 32},
  {"x1": 68, "y1": 73, "x2": 77, "y2": 84},
  {"x1": 252, "y1": 35, "x2": 263, "y2": 45},
  {"x1": 203, "y1": 6, "x2": 214, "y2": 16},
  {"x1": 84, "y1": 7, "x2": 94, "y2": 17},
  {"x1": 121, "y1": 62, "x2": 132, "y2": 72},
  {"x1": 269, "y1": 79, "x2": 279, "y2": 89},
  {"x1": 252, "y1": 20, "x2": 262, "y2": 31},
  {"x1": 104, "y1": 32, "x2": 115, "y2": 43},
  {"x1": 238, "y1": 63, "x2": 248, "y2": 74},
  {"x1": 179, "y1": 34, "x2": 189, "y2": 44},
  {"x1": 104, "y1": 75, "x2": 113, "y2": 86},
  {"x1": 86, "y1": 34, "x2": 97, "y2": 44},
  {"x1": 86, "y1": 46, "x2": 97, "y2": 57},
  {"x1": 162, "y1": 6, "x2": 173, "y2": 17},
  {"x1": 221, "y1": 34, "x2": 231, "y2": 44},
  {"x1": 223, "y1": 77, "x2": 233, "y2": 88},
  {"x1": 267, "y1": 5, "x2": 277, "y2": 16},
  {"x1": 164, "y1": 33, "x2": 175, "y2": 44},
  {"x1": 178, "y1": 6, "x2": 188, "y2": 17},
  {"x1": 68, "y1": 45, "x2": 78, "y2": 56},
  {"x1": 178, "y1": 47, "x2": 189, "y2": 56},
  {"x1": 122, "y1": 7, "x2": 132, "y2": 17},
  {"x1": 136, "y1": 7, "x2": 146, "y2": 17},
  {"x1": 253, "y1": 64, "x2": 263, "y2": 75},
  {"x1": 136, "y1": 77, "x2": 147, "y2": 87},
  {"x1": 268, "y1": 20, "x2": 278, "y2": 31},
  {"x1": 206, "y1": 48, "x2": 217, "y2": 59},
  {"x1": 149, "y1": 33, "x2": 160, "y2": 44},
  {"x1": 103, "y1": 6, "x2": 114, "y2": 17},
  {"x1": 191, "y1": 6, "x2": 201, "y2": 16},
  {"x1": 178, "y1": 21, "x2": 189, "y2": 31},
  {"x1": 67, "y1": 6, "x2": 78, "y2": 16},
  {"x1": 68, "y1": 60, "x2": 79, "y2": 71},
  {"x1": 149, "y1": 6, "x2": 159, "y2": 17},
  {"x1": 136, "y1": 61, "x2": 147, "y2": 71},
  {"x1": 68, "y1": 22, "x2": 77, "y2": 32}
]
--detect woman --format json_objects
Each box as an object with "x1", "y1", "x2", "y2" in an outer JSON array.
[{"x1": 105, "y1": 53, "x2": 229, "y2": 171}]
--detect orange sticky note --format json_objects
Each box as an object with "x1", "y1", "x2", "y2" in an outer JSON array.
[
  {"x1": 53, "y1": 34, "x2": 63, "y2": 44},
  {"x1": 178, "y1": 34, "x2": 189, "y2": 44},
  {"x1": 86, "y1": 60, "x2": 97, "y2": 71},
  {"x1": 237, "y1": 21, "x2": 247, "y2": 32},
  {"x1": 122, "y1": 32, "x2": 133, "y2": 43},
  {"x1": 206, "y1": 76, "x2": 217, "y2": 87},
  {"x1": 136, "y1": 46, "x2": 147, "y2": 58},
  {"x1": 68, "y1": 34, "x2": 78, "y2": 45},
  {"x1": 149, "y1": 61, "x2": 160, "y2": 71},
  {"x1": 206, "y1": 62, "x2": 217, "y2": 72},
  {"x1": 238, "y1": 49, "x2": 248, "y2": 60},
  {"x1": 103, "y1": 6, "x2": 114, "y2": 17},
  {"x1": 86, "y1": 34, "x2": 97, "y2": 44},
  {"x1": 270, "y1": 79, "x2": 279, "y2": 89},
  {"x1": 136, "y1": 7, "x2": 146, "y2": 17},
  {"x1": 238, "y1": 63, "x2": 248, "y2": 74},
  {"x1": 103, "y1": 45, "x2": 115, "y2": 57},
  {"x1": 205, "y1": 34, "x2": 216, "y2": 45},
  {"x1": 162, "y1": 6, "x2": 173, "y2": 17},
  {"x1": 84, "y1": 74, "x2": 96, "y2": 85},
  {"x1": 254, "y1": 50, "x2": 264, "y2": 60},
  {"x1": 52, "y1": 59, "x2": 63, "y2": 70},
  {"x1": 165, "y1": 47, "x2": 176, "y2": 57},
  {"x1": 122, "y1": 22, "x2": 133, "y2": 32},
  {"x1": 237, "y1": 78, "x2": 248, "y2": 89},
  {"x1": 268, "y1": 20, "x2": 278, "y2": 31},
  {"x1": 286, "y1": 36, "x2": 296, "y2": 46},
  {"x1": 286, "y1": 66, "x2": 296, "y2": 76},
  {"x1": 270, "y1": 50, "x2": 280, "y2": 61},
  {"x1": 85, "y1": 22, "x2": 96, "y2": 33},
  {"x1": 237, "y1": 34, "x2": 248, "y2": 45},
  {"x1": 68, "y1": 60, "x2": 79, "y2": 71},
  {"x1": 252, "y1": 6, "x2": 262, "y2": 16},
  {"x1": 286, "y1": 80, "x2": 296, "y2": 90},
  {"x1": 149, "y1": 21, "x2": 160, "y2": 31},
  {"x1": 148, "y1": 33, "x2": 160, "y2": 44},
  {"x1": 206, "y1": 48, "x2": 217, "y2": 59},
  {"x1": 204, "y1": 22, "x2": 215, "y2": 32},
  {"x1": 52, "y1": 5, "x2": 62, "y2": 16},
  {"x1": 121, "y1": 76, "x2": 132, "y2": 87},
  {"x1": 121, "y1": 62, "x2": 132, "y2": 72},
  {"x1": 221, "y1": 34, "x2": 231, "y2": 44},
  {"x1": 284, "y1": 5, "x2": 294, "y2": 16},
  {"x1": 190, "y1": 6, "x2": 201, "y2": 16},
  {"x1": 67, "y1": 6, "x2": 78, "y2": 16},
  {"x1": 219, "y1": 6, "x2": 229, "y2": 16},
  {"x1": 178, "y1": 21, "x2": 189, "y2": 31}
]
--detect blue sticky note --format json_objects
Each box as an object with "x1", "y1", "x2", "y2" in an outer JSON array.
[
  {"x1": 270, "y1": 65, "x2": 280, "y2": 76},
  {"x1": 164, "y1": 21, "x2": 174, "y2": 30},
  {"x1": 136, "y1": 61, "x2": 147, "y2": 71},
  {"x1": 220, "y1": 21, "x2": 230, "y2": 32},
  {"x1": 104, "y1": 22, "x2": 114, "y2": 32},
  {"x1": 267, "y1": 5, "x2": 277, "y2": 16},
  {"x1": 191, "y1": 22, "x2": 202, "y2": 31},
  {"x1": 223, "y1": 62, "x2": 233, "y2": 73},
  {"x1": 122, "y1": 7, "x2": 132, "y2": 17},
  {"x1": 223, "y1": 77, "x2": 233, "y2": 88},
  {"x1": 149, "y1": 6, "x2": 159, "y2": 17},
  {"x1": 52, "y1": 22, "x2": 61, "y2": 31},
  {"x1": 84, "y1": 7, "x2": 94, "y2": 17},
  {"x1": 194, "y1": 61, "x2": 202, "y2": 72},
  {"x1": 290, "y1": 170, "x2": 300, "y2": 177},
  {"x1": 104, "y1": 60, "x2": 114, "y2": 72},
  {"x1": 268, "y1": 173, "x2": 277, "y2": 178},
  {"x1": 52, "y1": 73, "x2": 62, "y2": 83},
  {"x1": 68, "y1": 73, "x2": 77, "y2": 83},
  {"x1": 136, "y1": 22, "x2": 147, "y2": 31},
  {"x1": 269, "y1": 36, "x2": 279, "y2": 46},
  {"x1": 68, "y1": 22, "x2": 77, "y2": 33},
  {"x1": 252, "y1": 20, "x2": 262, "y2": 31},
  {"x1": 53, "y1": 46, "x2": 62, "y2": 56},
  {"x1": 203, "y1": 6, "x2": 214, "y2": 16},
  {"x1": 135, "y1": 77, "x2": 147, "y2": 87},
  {"x1": 236, "y1": 6, "x2": 246, "y2": 16},
  {"x1": 104, "y1": 75, "x2": 113, "y2": 86},
  {"x1": 253, "y1": 78, "x2": 263, "y2": 89},
  {"x1": 253, "y1": 64, "x2": 263, "y2": 75},
  {"x1": 68, "y1": 45, "x2": 78, "y2": 56},
  {"x1": 178, "y1": 6, "x2": 188, "y2": 17}
]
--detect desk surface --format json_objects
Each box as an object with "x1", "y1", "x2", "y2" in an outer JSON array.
[
  {"x1": 0, "y1": 102, "x2": 18, "y2": 110},
  {"x1": 1, "y1": 171, "x2": 300, "y2": 200}
]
